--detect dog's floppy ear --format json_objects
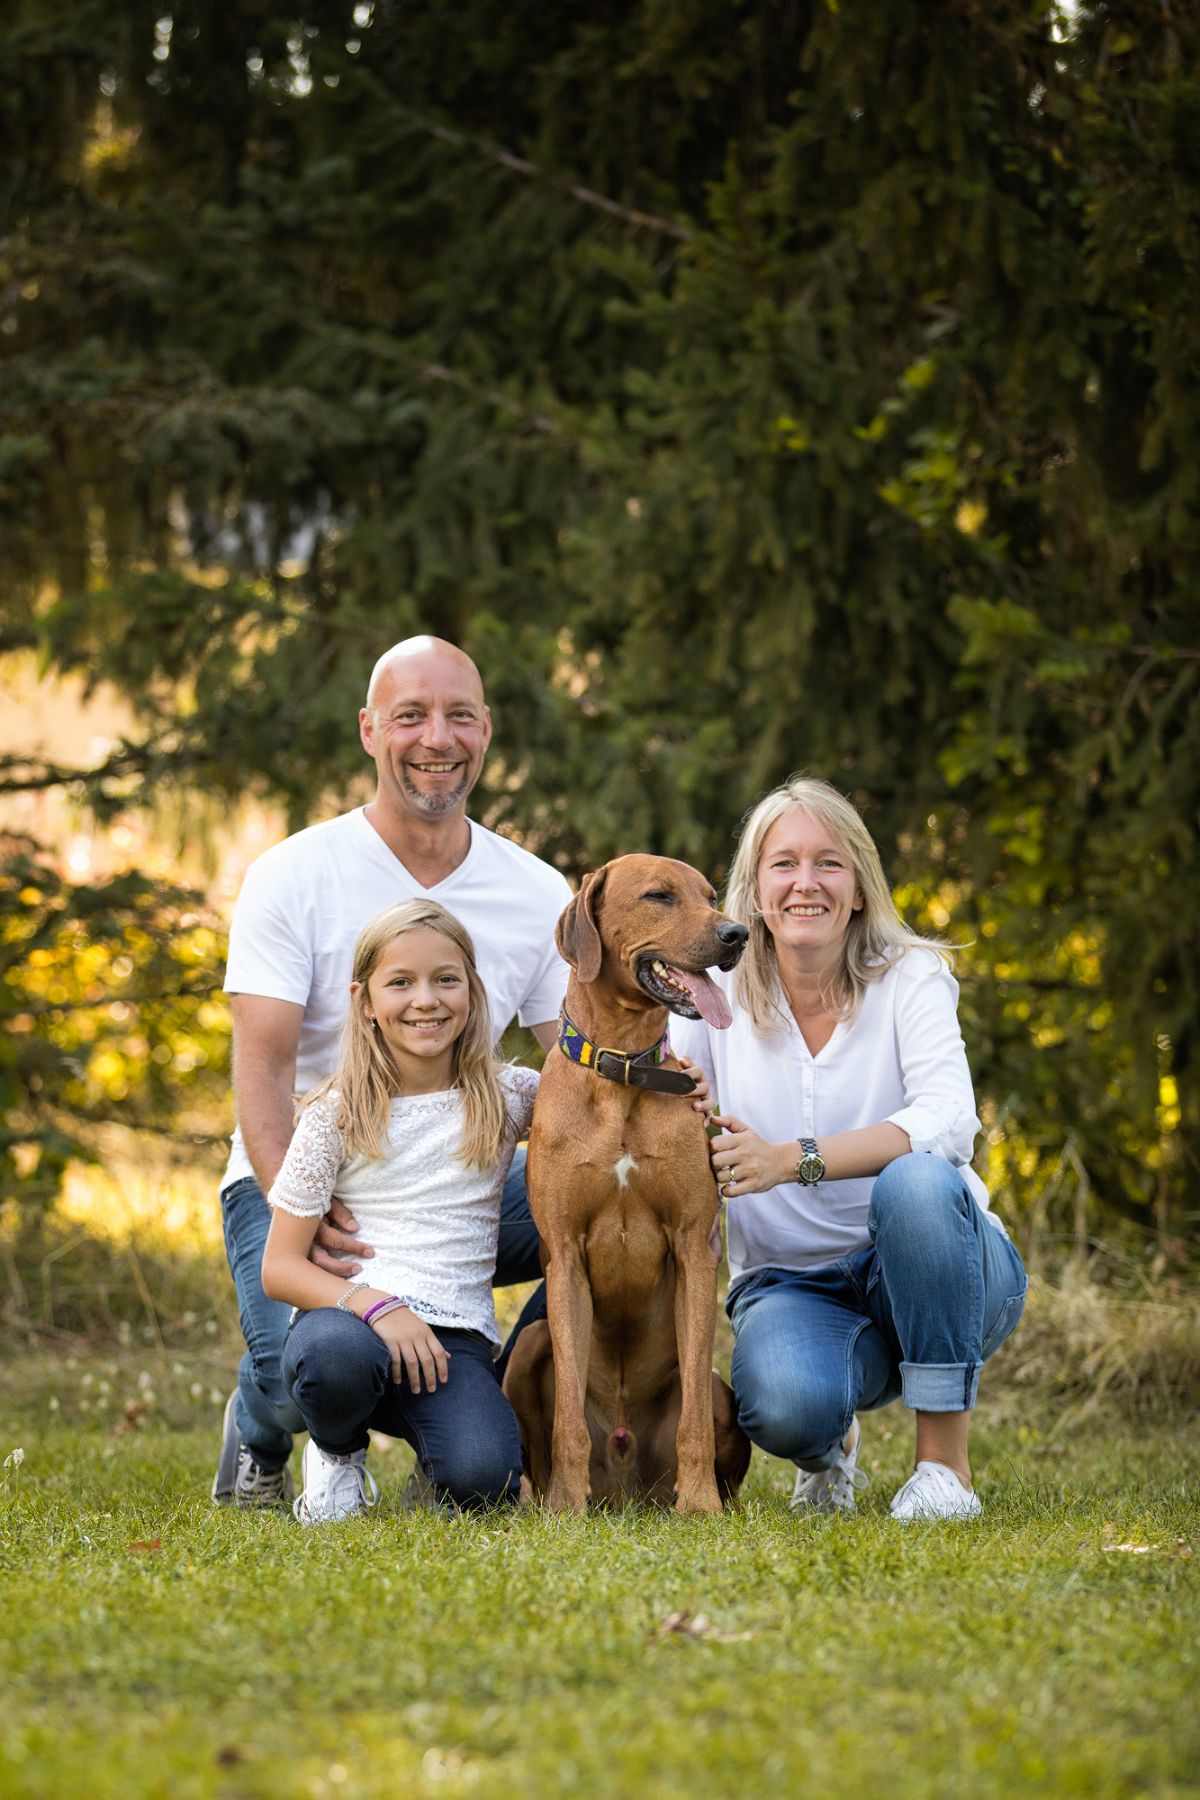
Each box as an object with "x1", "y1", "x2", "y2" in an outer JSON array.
[{"x1": 556, "y1": 866, "x2": 607, "y2": 983}]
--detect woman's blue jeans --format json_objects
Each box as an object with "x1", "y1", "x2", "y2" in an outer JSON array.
[
  {"x1": 727, "y1": 1154, "x2": 1027, "y2": 1472},
  {"x1": 282, "y1": 1310, "x2": 523, "y2": 1510}
]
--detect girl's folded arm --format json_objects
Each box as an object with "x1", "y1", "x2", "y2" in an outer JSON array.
[{"x1": 261, "y1": 1205, "x2": 393, "y2": 1312}]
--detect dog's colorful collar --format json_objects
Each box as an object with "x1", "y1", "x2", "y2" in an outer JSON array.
[{"x1": 555, "y1": 1007, "x2": 698, "y2": 1096}]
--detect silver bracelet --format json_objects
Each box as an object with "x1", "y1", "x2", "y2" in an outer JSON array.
[{"x1": 336, "y1": 1280, "x2": 372, "y2": 1313}]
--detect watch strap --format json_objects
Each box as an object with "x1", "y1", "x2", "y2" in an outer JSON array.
[{"x1": 795, "y1": 1136, "x2": 825, "y2": 1186}]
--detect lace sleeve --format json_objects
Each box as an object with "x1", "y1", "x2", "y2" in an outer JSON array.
[
  {"x1": 267, "y1": 1099, "x2": 345, "y2": 1217},
  {"x1": 502, "y1": 1065, "x2": 541, "y2": 1141}
]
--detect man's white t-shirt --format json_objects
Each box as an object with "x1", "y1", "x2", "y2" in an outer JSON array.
[{"x1": 220, "y1": 807, "x2": 573, "y2": 1192}]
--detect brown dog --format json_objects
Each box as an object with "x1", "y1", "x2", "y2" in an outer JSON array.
[{"x1": 503, "y1": 855, "x2": 752, "y2": 1515}]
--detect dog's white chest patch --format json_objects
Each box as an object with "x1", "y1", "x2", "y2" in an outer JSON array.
[{"x1": 613, "y1": 1151, "x2": 639, "y2": 1189}]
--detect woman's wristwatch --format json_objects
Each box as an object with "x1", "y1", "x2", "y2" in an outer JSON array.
[{"x1": 794, "y1": 1137, "x2": 825, "y2": 1186}]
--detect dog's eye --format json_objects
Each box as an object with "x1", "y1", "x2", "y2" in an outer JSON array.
[{"x1": 641, "y1": 891, "x2": 676, "y2": 904}]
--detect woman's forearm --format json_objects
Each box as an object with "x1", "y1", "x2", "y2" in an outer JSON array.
[{"x1": 771, "y1": 1122, "x2": 911, "y2": 1185}]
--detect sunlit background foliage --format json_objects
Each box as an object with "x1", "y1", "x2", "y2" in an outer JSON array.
[{"x1": 1, "y1": 0, "x2": 1197, "y2": 1306}]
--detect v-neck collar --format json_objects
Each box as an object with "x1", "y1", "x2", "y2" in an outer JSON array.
[
  {"x1": 354, "y1": 807, "x2": 477, "y2": 895},
  {"x1": 793, "y1": 1015, "x2": 847, "y2": 1064}
]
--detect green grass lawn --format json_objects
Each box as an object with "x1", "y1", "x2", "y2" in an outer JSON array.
[{"x1": 0, "y1": 1348, "x2": 1196, "y2": 1800}]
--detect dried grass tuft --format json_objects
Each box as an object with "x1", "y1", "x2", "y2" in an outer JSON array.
[{"x1": 993, "y1": 1264, "x2": 1200, "y2": 1417}]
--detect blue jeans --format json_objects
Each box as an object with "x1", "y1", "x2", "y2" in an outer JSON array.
[
  {"x1": 221, "y1": 1146, "x2": 543, "y2": 1469},
  {"x1": 282, "y1": 1310, "x2": 522, "y2": 1509},
  {"x1": 727, "y1": 1154, "x2": 1028, "y2": 1472}
]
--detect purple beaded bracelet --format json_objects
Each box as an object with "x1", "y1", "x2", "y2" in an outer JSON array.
[{"x1": 361, "y1": 1295, "x2": 407, "y2": 1327}]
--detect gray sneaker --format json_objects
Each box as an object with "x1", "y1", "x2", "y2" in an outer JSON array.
[
  {"x1": 234, "y1": 1446, "x2": 296, "y2": 1509},
  {"x1": 789, "y1": 1415, "x2": 869, "y2": 1515},
  {"x1": 400, "y1": 1462, "x2": 454, "y2": 1516},
  {"x1": 212, "y1": 1390, "x2": 295, "y2": 1508},
  {"x1": 211, "y1": 1392, "x2": 241, "y2": 1504}
]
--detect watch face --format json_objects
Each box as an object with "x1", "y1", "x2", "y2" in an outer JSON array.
[{"x1": 798, "y1": 1153, "x2": 824, "y2": 1183}]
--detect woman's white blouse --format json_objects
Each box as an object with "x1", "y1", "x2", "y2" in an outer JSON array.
[
  {"x1": 671, "y1": 949, "x2": 1003, "y2": 1287},
  {"x1": 267, "y1": 1065, "x2": 539, "y2": 1347}
]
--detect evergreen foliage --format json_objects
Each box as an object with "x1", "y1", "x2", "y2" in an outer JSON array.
[{"x1": 1, "y1": 0, "x2": 1196, "y2": 1251}]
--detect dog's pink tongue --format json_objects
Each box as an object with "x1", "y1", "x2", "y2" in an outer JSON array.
[{"x1": 668, "y1": 967, "x2": 733, "y2": 1030}]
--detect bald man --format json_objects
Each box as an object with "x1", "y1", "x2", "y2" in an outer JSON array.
[{"x1": 212, "y1": 637, "x2": 571, "y2": 1506}]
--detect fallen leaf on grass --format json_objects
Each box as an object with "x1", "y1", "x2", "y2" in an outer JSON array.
[
  {"x1": 127, "y1": 1536, "x2": 161, "y2": 1553},
  {"x1": 648, "y1": 1609, "x2": 754, "y2": 1644},
  {"x1": 1035, "y1": 1444, "x2": 1067, "y2": 1457},
  {"x1": 215, "y1": 1746, "x2": 244, "y2": 1766},
  {"x1": 111, "y1": 1401, "x2": 147, "y2": 1435},
  {"x1": 368, "y1": 1430, "x2": 396, "y2": 1453}
]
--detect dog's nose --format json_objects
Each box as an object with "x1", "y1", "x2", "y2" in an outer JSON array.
[{"x1": 716, "y1": 922, "x2": 749, "y2": 950}]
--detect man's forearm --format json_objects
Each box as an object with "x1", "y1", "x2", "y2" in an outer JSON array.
[{"x1": 236, "y1": 1067, "x2": 298, "y2": 1194}]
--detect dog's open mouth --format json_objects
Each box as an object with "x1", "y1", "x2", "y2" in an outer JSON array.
[{"x1": 636, "y1": 957, "x2": 733, "y2": 1028}]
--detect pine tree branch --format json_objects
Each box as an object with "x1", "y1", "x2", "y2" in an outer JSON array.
[
  {"x1": 0, "y1": 748, "x2": 160, "y2": 795},
  {"x1": 294, "y1": 317, "x2": 560, "y2": 433},
  {"x1": 0, "y1": 626, "x2": 40, "y2": 655},
  {"x1": 396, "y1": 107, "x2": 695, "y2": 242}
]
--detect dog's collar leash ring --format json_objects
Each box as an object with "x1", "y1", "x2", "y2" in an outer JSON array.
[{"x1": 555, "y1": 1007, "x2": 698, "y2": 1097}]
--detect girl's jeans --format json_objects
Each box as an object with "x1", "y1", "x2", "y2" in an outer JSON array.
[
  {"x1": 220, "y1": 1146, "x2": 541, "y2": 1470},
  {"x1": 282, "y1": 1311, "x2": 523, "y2": 1510},
  {"x1": 728, "y1": 1154, "x2": 1028, "y2": 1472}
]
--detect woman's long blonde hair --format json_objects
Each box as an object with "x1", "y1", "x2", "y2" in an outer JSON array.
[
  {"x1": 304, "y1": 899, "x2": 509, "y2": 1169},
  {"x1": 725, "y1": 775, "x2": 950, "y2": 1033}
]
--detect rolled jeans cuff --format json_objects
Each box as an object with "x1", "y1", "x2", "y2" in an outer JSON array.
[{"x1": 900, "y1": 1361, "x2": 981, "y2": 1412}]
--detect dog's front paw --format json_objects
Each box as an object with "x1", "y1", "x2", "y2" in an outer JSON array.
[
  {"x1": 546, "y1": 1475, "x2": 590, "y2": 1516},
  {"x1": 675, "y1": 1480, "x2": 724, "y2": 1517}
]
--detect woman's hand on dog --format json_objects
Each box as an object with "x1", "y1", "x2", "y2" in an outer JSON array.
[
  {"x1": 676, "y1": 1055, "x2": 714, "y2": 1123},
  {"x1": 709, "y1": 1114, "x2": 791, "y2": 1197},
  {"x1": 372, "y1": 1306, "x2": 450, "y2": 1393}
]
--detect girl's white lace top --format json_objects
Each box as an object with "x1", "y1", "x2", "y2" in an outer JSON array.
[{"x1": 267, "y1": 1066, "x2": 539, "y2": 1347}]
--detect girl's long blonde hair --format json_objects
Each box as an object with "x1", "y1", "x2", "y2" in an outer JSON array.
[
  {"x1": 305, "y1": 899, "x2": 509, "y2": 1169},
  {"x1": 725, "y1": 775, "x2": 950, "y2": 1033}
]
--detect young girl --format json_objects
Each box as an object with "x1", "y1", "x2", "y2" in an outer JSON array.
[{"x1": 261, "y1": 898, "x2": 537, "y2": 1523}]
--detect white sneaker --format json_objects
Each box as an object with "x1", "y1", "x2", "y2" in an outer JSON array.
[
  {"x1": 790, "y1": 1416, "x2": 869, "y2": 1515},
  {"x1": 293, "y1": 1440, "x2": 380, "y2": 1526},
  {"x1": 890, "y1": 1460, "x2": 981, "y2": 1521}
]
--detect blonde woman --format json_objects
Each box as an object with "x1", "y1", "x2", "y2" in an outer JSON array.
[
  {"x1": 670, "y1": 778, "x2": 1026, "y2": 1521},
  {"x1": 261, "y1": 899, "x2": 535, "y2": 1522}
]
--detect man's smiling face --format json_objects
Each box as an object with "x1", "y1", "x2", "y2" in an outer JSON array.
[{"x1": 359, "y1": 644, "x2": 492, "y2": 822}]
